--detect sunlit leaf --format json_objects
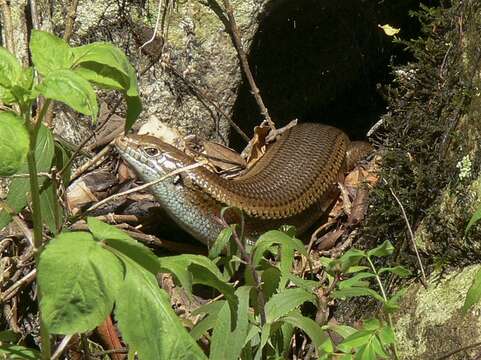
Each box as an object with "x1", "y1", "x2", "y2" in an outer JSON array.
[
  {"x1": 38, "y1": 232, "x2": 123, "y2": 334},
  {"x1": 30, "y1": 30, "x2": 73, "y2": 75},
  {"x1": 0, "y1": 112, "x2": 29, "y2": 176}
]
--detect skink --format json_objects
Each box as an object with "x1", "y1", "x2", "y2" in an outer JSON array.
[{"x1": 115, "y1": 123, "x2": 370, "y2": 246}]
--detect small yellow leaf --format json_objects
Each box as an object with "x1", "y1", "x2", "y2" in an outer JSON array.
[{"x1": 378, "y1": 24, "x2": 400, "y2": 36}]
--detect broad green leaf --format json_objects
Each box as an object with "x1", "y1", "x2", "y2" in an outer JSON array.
[
  {"x1": 35, "y1": 69, "x2": 98, "y2": 122},
  {"x1": 0, "y1": 124, "x2": 54, "y2": 229},
  {"x1": 54, "y1": 141, "x2": 72, "y2": 186},
  {"x1": 325, "y1": 324, "x2": 358, "y2": 339},
  {"x1": 378, "y1": 265, "x2": 411, "y2": 277},
  {"x1": 355, "y1": 343, "x2": 376, "y2": 360},
  {"x1": 252, "y1": 230, "x2": 307, "y2": 268},
  {"x1": 383, "y1": 288, "x2": 407, "y2": 314},
  {"x1": 209, "y1": 225, "x2": 234, "y2": 259},
  {"x1": 265, "y1": 288, "x2": 316, "y2": 324},
  {"x1": 115, "y1": 253, "x2": 206, "y2": 360},
  {"x1": 30, "y1": 30, "x2": 73, "y2": 75},
  {"x1": 377, "y1": 326, "x2": 395, "y2": 344},
  {"x1": 327, "y1": 248, "x2": 366, "y2": 275},
  {"x1": 38, "y1": 232, "x2": 123, "y2": 334},
  {"x1": 190, "y1": 301, "x2": 225, "y2": 340},
  {"x1": 160, "y1": 254, "x2": 235, "y2": 304},
  {"x1": 367, "y1": 240, "x2": 394, "y2": 258},
  {"x1": 0, "y1": 47, "x2": 21, "y2": 88},
  {"x1": 338, "y1": 329, "x2": 374, "y2": 351},
  {"x1": 332, "y1": 287, "x2": 384, "y2": 302},
  {"x1": 463, "y1": 267, "x2": 481, "y2": 313},
  {"x1": 338, "y1": 272, "x2": 375, "y2": 290},
  {"x1": 210, "y1": 287, "x2": 251, "y2": 360},
  {"x1": 281, "y1": 272, "x2": 318, "y2": 292},
  {"x1": 39, "y1": 181, "x2": 62, "y2": 234},
  {"x1": 466, "y1": 204, "x2": 481, "y2": 234},
  {"x1": 72, "y1": 43, "x2": 131, "y2": 78},
  {"x1": 87, "y1": 217, "x2": 160, "y2": 274},
  {"x1": 280, "y1": 310, "x2": 328, "y2": 349},
  {"x1": 0, "y1": 345, "x2": 40, "y2": 359},
  {"x1": 370, "y1": 335, "x2": 389, "y2": 358},
  {"x1": 362, "y1": 319, "x2": 381, "y2": 331},
  {"x1": 71, "y1": 43, "x2": 141, "y2": 130},
  {"x1": 0, "y1": 112, "x2": 29, "y2": 176},
  {"x1": 261, "y1": 266, "x2": 281, "y2": 300}
]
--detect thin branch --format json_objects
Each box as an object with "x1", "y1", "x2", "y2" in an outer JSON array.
[
  {"x1": 63, "y1": 0, "x2": 80, "y2": 42},
  {"x1": 2, "y1": 269, "x2": 36, "y2": 302},
  {"x1": 140, "y1": 0, "x2": 163, "y2": 51},
  {"x1": 220, "y1": 0, "x2": 275, "y2": 130},
  {"x1": 436, "y1": 341, "x2": 481, "y2": 360},
  {"x1": 385, "y1": 180, "x2": 427, "y2": 287},
  {"x1": 84, "y1": 160, "x2": 209, "y2": 214},
  {"x1": 70, "y1": 144, "x2": 111, "y2": 181},
  {"x1": 51, "y1": 335, "x2": 73, "y2": 360}
]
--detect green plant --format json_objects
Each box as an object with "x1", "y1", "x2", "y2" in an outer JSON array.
[
  {"x1": 0, "y1": 29, "x2": 410, "y2": 360},
  {"x1": 0, "y1": 30, "x2": 141, "y2": 359}
]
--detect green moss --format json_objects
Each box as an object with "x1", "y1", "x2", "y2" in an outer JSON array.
[
  {"x1": 395, "y1": 265, "x2": 481, "y2": 359},
  {"x1": 363, "y1": 0, "x2": 481, "y2": 265}
]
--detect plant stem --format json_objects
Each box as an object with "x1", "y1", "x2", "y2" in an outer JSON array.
[
  {"x1": 25, "y1": 109, "x2": 52, "y2": 359},
  {"x1": 366, "y1": 256, "x2": 399, "y2": 360}
]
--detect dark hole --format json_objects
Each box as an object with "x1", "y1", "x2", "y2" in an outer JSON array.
[{"x1": 230, "y1": 0, "x2": 439, "y2": 147}]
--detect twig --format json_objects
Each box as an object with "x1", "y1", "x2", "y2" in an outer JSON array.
[
  {"x1": 140, "y1": 0, "x2": 163, "y2": 51},
  {"x1": 2, "y1": 269, "x2": 36, "y2": 302},
  {"x1": 0, "y1": 0, "x2": 15, "y2": 53},
  {"x1": 84, "y1": 160, "x2": 208, "y2": 214},
  {"x1": 58, "y1": 97, "x2": 123, "y2": 178},
  {"x1": 385, "y1": 180, "x2": 427, "y2": 287},
  {"x1": 70, "y1": 144, "x2": 112, "y2": 181},
  {"x1": 436, "y1": 341, "x2": 481, "y2": 359},
  {"x1": 220, "y1": 0, "x2": 275, "y2": 130},
  {"x1": 63, "y1": 0, "x2": 79, "y2": 42},
  {"x1": 163, "y1": 60, "x2": 250, "y2": 143},
  {"x1": 51, "y1": 335, "x2": 73, "y2": 360}
]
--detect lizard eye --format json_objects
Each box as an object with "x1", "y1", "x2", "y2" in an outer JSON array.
[{"x1": 144, "y1": 147, "x2": 161, "y2": 157}]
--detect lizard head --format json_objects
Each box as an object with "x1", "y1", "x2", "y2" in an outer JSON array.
[{"x1": 114, "y1": 135, "x2": 192, "y2": 183}]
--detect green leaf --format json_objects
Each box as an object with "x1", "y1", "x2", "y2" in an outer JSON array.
[
  {"x1": 190, "y1": 301, "x2": 225, "y2": 340},
  {"x1": 378, "y1": 265, "x2": 411, "y2": 277},
  {"x1": 210, "y1": 286, "x2": 251, "y2": 360},
  {"x1": 71, "y1": 43, "x2": 141, "y2": 130},
  {"x1": 327, "y1": 248, "x2": 366, "y2": 275},
  {"x1": 0, "y1": 124, "x2": 54, "y2": 229},
  {"x1": 39, "y1": 181, "x2": 62, "y2": 234},
  {"x1": 338, "y1": 272, "x2": 375, "y2": 290},
  {"x1": 377, "y1": 326, "x2": 395, "y2": 345},
  {"x1": 466, "y1": 204, "x2": 481, "y2": 234},
  {"x1": 370, "y1": 335, "x2": 389, "y2": 358},
  {"x1": 0, "y1": 345, "x2": 40, "y2": 359},
  {"x1": 114, "y1": 253, "x2": 206, "y2": 360},
  {"x1": 261, "y1": 266, "x2": 281, "y2": 300},
  {"x1": 252, "y1": 230, "x2": 307, "y2": 268},
  {"x1": 280, "y1": 310, "x2": 328, "y2": 349},
  {"x1": 38, "y1": 232, "x2": 124, "y2": 334},
  {"x1": 338, "y1": 329, "x2": 374, "y2": 351},
  {"x1": 463, "y1": 267, "x2": 481, "y2": 313},
  {"x1": 332, "y1": 287, "x2": 384, "y2": 302},
  {"x1": 160, "y1": 254, "x2": 235, "y2": 304},
  {"x1": 30, "y1": 30, "x2": 73, "y2": 75},
  {"x1": 325, "y1": 324, "x2": 357, "y2": 339},
  {"x1": 0, "y1": 112, "x2": 29, "y2": 176},
  {"x1": 0, "y1": 330, "x2": 20, "y2": 343},
  {"x1": 35, "y1": 69, "x2": 98, "y2": 122},
  {"x1": 209, "y1": 225, "x2": 234, "y2": 259},
  {"x1": 0, "y1": 47, "x2": 21, "y2": 88},
  {"x1": 367, "y1": 240, "x2": 394, "y2": 258},
  {"x1": 265, "y1": 288, "x2": 316, "y2": 324},
  {"x1": 72, "y1": 43, "x2": 131, "y2": 78},
  {"x1": 87, "y1": 217, "x2": 160, "y2": 275}
]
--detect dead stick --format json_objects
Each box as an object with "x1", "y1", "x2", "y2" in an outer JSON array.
[{"x1": 221, "y1": 0, "x2": 275, "y2": 130}]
